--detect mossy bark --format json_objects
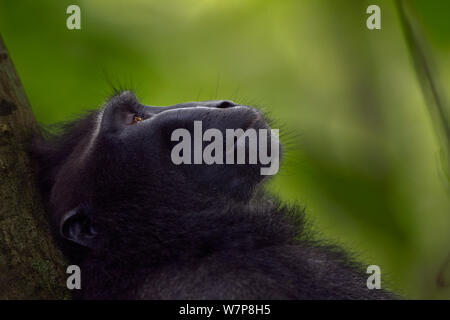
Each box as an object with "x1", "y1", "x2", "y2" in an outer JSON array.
[{"x1": 0, "y1": 34, "x2": 69, "y2": 299}]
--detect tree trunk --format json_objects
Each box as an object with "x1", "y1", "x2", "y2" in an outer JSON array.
[{"x1": 0, "y1": 34, "x2": 68, "y2": 299}]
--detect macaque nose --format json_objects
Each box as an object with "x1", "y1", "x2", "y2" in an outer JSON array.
[{"x1": 211, "y1": 100, "x2": 237, "y2": 109}]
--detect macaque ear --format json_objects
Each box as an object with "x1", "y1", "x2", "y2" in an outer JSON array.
[{"x1": 60, "y1": 206, "x2": 98, "y2": 248}]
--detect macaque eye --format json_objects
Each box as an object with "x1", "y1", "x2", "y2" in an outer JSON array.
[{"x1": 131, "y1": 115, "x2": 143, "y2": 124}]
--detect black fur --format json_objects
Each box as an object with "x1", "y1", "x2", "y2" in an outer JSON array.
[{"x1": 33, "y1": 91, "x2": 394, "y2": 299}]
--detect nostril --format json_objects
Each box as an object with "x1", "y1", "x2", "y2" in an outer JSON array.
[{"x1": 216, "y1": 100, "x2": 236, "y2": 109}]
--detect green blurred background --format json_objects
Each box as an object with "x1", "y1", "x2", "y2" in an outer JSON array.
[{"x1": 0, "y1": 0, "x2": 449, "y2": 299}]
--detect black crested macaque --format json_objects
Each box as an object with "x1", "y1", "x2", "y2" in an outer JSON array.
[{"x1": 33, "y1": 91, "x2": 394, "y2": 299}]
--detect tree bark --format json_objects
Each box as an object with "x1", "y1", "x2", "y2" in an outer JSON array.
[{"x1": 0, "y1": 34, "x2": 68, "y2": 299}]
